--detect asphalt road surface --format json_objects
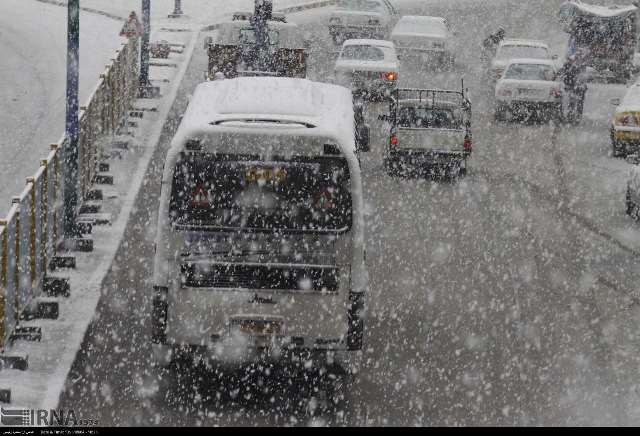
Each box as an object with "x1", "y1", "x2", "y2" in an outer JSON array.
[{"x1": 58, "y1": 0, "x2": 640, "y2": 426}]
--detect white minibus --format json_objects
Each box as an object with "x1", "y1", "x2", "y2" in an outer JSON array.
[{"x1": 152, "y1": 77, "x2": 369, "y2": 370}]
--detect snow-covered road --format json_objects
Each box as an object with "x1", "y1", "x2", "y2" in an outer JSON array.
[
  {"x1": 0, "y1": 0, "x2": 124, "y2": 209},
  {"x1": 55, "y1": 0, "x2": 640, "y2": 426}
]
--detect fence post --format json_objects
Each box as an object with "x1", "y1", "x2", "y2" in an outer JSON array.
[
  {"x1": 139, "y1": 0, "x2": 151, "y2": 92},
  {"x1": 40, "y1": 159, "x2": 49, "y2": 276},
  {"x1": 0, "y1": 223, "x2": 6, "y2": 350},
  {"x1": 26, "y1": 179, "x2": 37, "y2": 286},
  {"x1": 64, "y1": 0, "x2": 80, "y2": 238},
  {"x1": 169, "y1": 0, "x2": 184, "y2": 18}
]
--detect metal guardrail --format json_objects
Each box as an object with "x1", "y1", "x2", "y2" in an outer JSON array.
[{"x1": 0, "y1": 37, "x2": 139, "y2": 351}]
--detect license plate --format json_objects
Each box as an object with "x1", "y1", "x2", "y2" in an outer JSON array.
[
  {"x1": 245, "y1": 166, "x2": 287, "y2": 184},
  {"x1": 232, "y1": 319, "x2": 283, "y2": 336},
  {"x1": 518, "y1": 88, "x2": 537, "y2": 96}
]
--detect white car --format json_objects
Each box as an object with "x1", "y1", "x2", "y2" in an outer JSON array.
[
  {"x1": 494, "y1": 58, "x2": 563, "y2": 122},
  {"x1": 391, "y1": 16, "x2": 455, "y2": 70},
  {"x1": 490, "y1": 39, "x2": 552, "y2": 81},
  {"x1": 328, "y1": 0, "x2": 398, "y2": 45},
  {"x1": 334, "y1": 39, "x2": 399, "y2": 99}
]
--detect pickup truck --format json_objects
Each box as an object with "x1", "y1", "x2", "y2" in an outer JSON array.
[{"x1": 382, "y1": 87, "x2": 473, "y2": 179}]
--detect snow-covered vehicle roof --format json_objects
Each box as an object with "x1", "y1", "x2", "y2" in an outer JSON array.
[
  {"x1": 560, "y1": 1, "x2": 637, "y2": 19},
  {"x1": 616, "y1": 82, "x2": 640, "y2": 113},
  {"x1": 499, "y1": 38, "x2": 549, "y2": 49},
  {"x1": 336, "y1": 39, "x2": 399, "y2": 72},
  {"x1": 391, "y1": 16, "x2": 449, "y2": 38},
  {"x1": 334, "y1": 0, "x2": 385, "y2": 13},
  {"x1": 343, "y1": 38, "x2": 395, "y2": 48},
  {"x1": 172, "y1": 77, "x2": 358, "y2": 155},
  {"x1": 504, "y1": 58, "x2": 557, "y2": 68}
]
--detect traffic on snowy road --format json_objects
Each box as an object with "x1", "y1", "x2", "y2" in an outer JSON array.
[{"x1": 4, "y1": 0, "x2": 640, "y2": 428}]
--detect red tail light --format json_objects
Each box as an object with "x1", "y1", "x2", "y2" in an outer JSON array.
[
  {"x1": 382, "y1": 72, "x2": 397, "y2": 81},
  {"x1": 464, "y1": 136, "x2": 472, "y2": 150},
  {"x1": 390, "y1": 135, "x2": 398, "y2": 146}
]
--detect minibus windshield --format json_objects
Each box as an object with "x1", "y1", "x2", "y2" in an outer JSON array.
[{"x1": 169, "y1": 153, "x2": 352, "y2": 233}]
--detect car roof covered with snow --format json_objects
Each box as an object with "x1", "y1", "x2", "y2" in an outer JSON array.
[
  {"x1": 336, "y1": 39, "x2": 399, "y2": 71},
  {"x1": 172, "y1": 77, "x2": 357, "y2": 154},
  {"x1": 499, "y1": 39, "x2": 549, "y2": 49},
  {"x1": 504, "y1": 57, "x2": 556, "y2": 68},
  {"x1": 391, "y1": 15, "x2": 449, "y2": 38},
  {"x1": 343, "y1": 38, "x2": 395, "y2": 49},
  {"x1": 560, "y1": 1, "x2": 637, "y2": 19}
]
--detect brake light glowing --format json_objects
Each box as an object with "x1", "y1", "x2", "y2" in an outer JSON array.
[
  {"x1": 390, "y1": 135, "x2": 398, "y2": 146},
  {"x1": 382, "y1": 72, "x2": 397, "y2": 81}
]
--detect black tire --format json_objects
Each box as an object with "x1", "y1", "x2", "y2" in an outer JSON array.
[
  {"x1": 627, "y1": 188, "x2": 637, "y2": 218},
  {"x1": 612, "y1": 139, "x2": 625, "y2": 158},
  {"x1": 384, "y1": 158, "x2": 398, "y2": 177},
  {"x1": 460, "y1": 160, "x2": 468, "y2": 178}
]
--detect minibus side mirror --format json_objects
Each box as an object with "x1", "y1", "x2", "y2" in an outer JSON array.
[{"x1": 356, "y1": 125, "x2": 370, "y2": 153}]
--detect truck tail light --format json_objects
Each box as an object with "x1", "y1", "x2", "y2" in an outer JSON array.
[
  {"x1": 464, "y1": 135, "x2": 472, "y2": 151},
  {"x1": 550, "y1": 88, "x2": 562, "y2": 98},
  {"x1": 382, "y1": 72, "x2": 397, "y2": 81}
]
